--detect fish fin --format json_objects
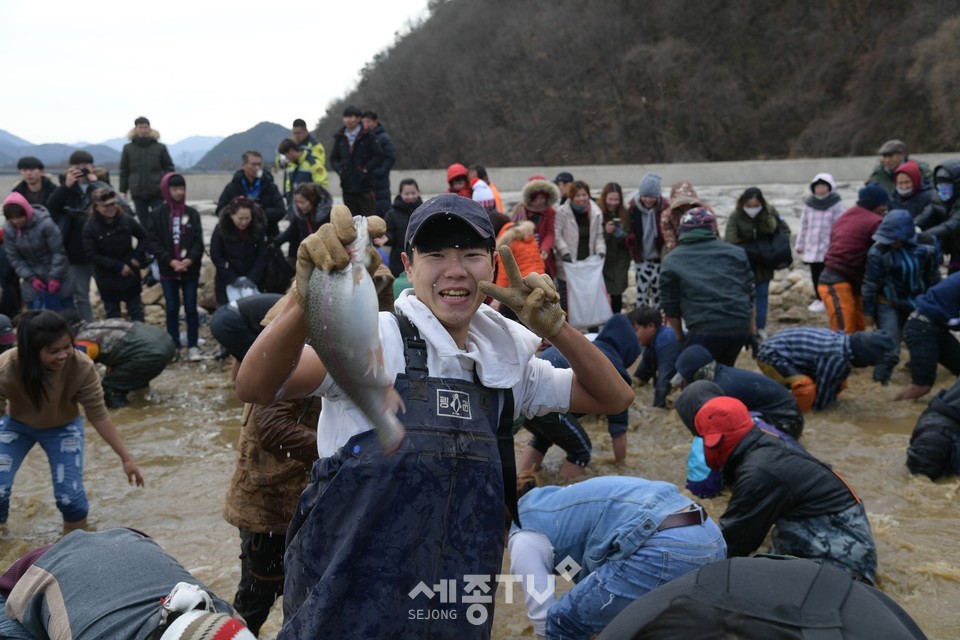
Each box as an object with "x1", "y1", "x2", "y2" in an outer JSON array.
[{"x1": 384, "y1": 384, "x2": 406, "y2": 416}]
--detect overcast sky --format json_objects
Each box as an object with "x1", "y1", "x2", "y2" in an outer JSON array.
[{"x1": 0, "y1": 0, "x2": 431, "y2": 145}]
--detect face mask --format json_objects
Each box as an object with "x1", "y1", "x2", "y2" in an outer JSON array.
[
  {"x1": 896, "y1": 186, "x2": 913, "y2": 198},
  {"x1": 256, "y1": 169, "x2": 263, "y2": 179},
  {"x1": 938, "y1": 183, "x2": 954, "y2": 202},
  {"x1": 743, "y1": 205, "x2": 763, "y2": 218},
  {"x1": 814, "y1": 192, "x2": 830, "y2": 200}
]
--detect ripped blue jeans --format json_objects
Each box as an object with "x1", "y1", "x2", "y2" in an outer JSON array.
[
  {"x1": 545, "y1": 519, "x2": 727, "y2": 639},
  {"x1": 0, "y1": 415, "x2": 88, "y2": 523}
]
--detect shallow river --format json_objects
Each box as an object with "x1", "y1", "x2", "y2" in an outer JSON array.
[{"x1": 2, "y1": 181, "x2": 958, "y2": 639}]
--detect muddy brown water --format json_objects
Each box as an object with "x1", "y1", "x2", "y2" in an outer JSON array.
[{"x1": 2, "y1": 182, "x2": 959, "y2": 639}]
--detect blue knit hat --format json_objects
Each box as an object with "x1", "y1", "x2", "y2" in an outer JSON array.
[
  {"x1": 857, "y1": 184, "x2": 890, "y2": 211},
  {"x1": 678, "y1": 208, "x2": 716, "y2": 234}
]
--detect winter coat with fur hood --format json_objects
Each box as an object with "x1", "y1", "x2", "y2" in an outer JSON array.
[
  {"x1": 494, "y1": 220, "x2": 545, "y2": 289},
  {"x1": 119, "y1": 128, "x2": 174, "y2": 200},
  {"x1": 511, "y1": 179, "x2": 560, "y2": 277}
]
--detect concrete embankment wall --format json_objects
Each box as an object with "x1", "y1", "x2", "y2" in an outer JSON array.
[{"x1": 1, "y1": 153, "x2": 956, "y2": 201}]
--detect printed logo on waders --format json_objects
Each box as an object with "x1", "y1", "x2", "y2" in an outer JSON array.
[{"x1": 436, "y1": 389, "x2": 472, "y2": 419}]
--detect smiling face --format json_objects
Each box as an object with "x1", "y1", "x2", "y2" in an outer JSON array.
[
  {"x1": 401, "y1": 246, "x2": 494, "y2": 347},
  {"x1": 639, "y1": 195, "x2": 658, "y2": 208},
  {"x1": 294, "y1": 194, "x2": 311, "y2": 215},
  {"x1": 40, "y1": 333, "x2": 73, "y2": 372},
  {"x1": 400, "y1": 184, "x2": 420, "y2": 204},
  {"x1": 572, "y1": 188, "x2": 590, "y2": 208},
  {"x1": 604, "y1": 191, "x2": 621, "y2": 212},
  {"x1": 95, "y1": 198, "x2": 120, "y2": 219}
]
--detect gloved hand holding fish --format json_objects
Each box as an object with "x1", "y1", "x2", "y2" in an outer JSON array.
[
  {"x1": 479, "y1": 246, "x2": 567, "y2": 339},
  {"x1": 299, "y1": 205, "x2": 405, "y2": 453}
]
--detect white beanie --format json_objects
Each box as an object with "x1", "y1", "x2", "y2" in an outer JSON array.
[{"x1": 160, "y1": 610, "x2": 255, "y2": 640}]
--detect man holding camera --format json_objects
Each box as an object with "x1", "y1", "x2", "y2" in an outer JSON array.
[{"x1": 46, "y1": 151, "x2": 112, "y2": 322}]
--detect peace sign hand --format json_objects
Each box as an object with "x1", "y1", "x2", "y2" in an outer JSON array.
[{"x1": 479, "y1": 246, "x2": 566, "y2": 339}]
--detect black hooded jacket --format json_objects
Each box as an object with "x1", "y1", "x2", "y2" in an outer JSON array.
[
  {"x1": 721, "y1": 429, "x2": 860, "y2": 558},
  {"x1": 917, "y1": 159, "x2": 960, "y2": 261}
]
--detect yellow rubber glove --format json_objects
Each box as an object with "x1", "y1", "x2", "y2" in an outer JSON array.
[{"x1": 479, "y1": 246, "x2": 566, "y2": 339}]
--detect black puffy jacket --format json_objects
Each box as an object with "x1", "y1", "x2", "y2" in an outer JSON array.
[{"x1": 907, "y1": 377, "x2": 960, "y2": 479}]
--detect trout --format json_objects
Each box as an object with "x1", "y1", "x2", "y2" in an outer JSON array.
[{"x1": 303, "y1": 216, "x2": 405, "y2": 453}]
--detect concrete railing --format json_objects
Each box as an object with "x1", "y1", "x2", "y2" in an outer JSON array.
[{"x1": 2, "y1": 153, "x2": 957, "y2": 202}]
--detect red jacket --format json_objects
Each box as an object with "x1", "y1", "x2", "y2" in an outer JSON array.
[{"x1": 822, "y1": 205, "x2": 884, "y2": 284}]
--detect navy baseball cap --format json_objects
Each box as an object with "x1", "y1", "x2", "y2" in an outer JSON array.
[{"x1": 404, "y1": 194, "x2": 494, "y2": 248}]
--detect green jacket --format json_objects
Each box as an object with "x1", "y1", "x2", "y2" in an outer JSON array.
[
  {"x1": 119, "y1": 130, "x2": 175, "y2": 199},
  {"x1": 866, "y1": 157, "x2": 933, "y2": 194},
  {"x1": 724, "y1": 204, "x2": 781, "y2": 282},
  {"x1": 660, "y1": 235, "x2": 755, "y2": 334}
]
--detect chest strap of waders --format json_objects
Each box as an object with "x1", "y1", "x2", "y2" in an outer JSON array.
[
  {"x1": 392, "y1": 311, "x2": 520, "y2": 527},
  {"x1": 394, "y1": 312, "x2": 428, "y2": 402}
]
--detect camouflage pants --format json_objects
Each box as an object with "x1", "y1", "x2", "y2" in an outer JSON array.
[{"x1": 772, "y1": 502, "x2": 877, "y2": 585}]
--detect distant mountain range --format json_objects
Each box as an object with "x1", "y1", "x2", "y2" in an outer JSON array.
[
  {"x1": 191, "y1": 122, "x2": 289, "y2": 171},
  {"x1": 0, "y1": 125, "x2": 283, "y2": 171}
]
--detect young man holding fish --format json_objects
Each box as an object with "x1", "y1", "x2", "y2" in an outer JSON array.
[{"x1": 236, "y1": 195, "x2": 634, "y2": 639}]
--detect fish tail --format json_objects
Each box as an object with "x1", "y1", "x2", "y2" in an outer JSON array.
[{"x1": 376, "y1": 386, "x2": 406, "y2": 454}]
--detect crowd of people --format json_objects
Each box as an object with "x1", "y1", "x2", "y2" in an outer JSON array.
[{"x1": 0, "y1": 124, "x2": 952, "y2": 639}]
